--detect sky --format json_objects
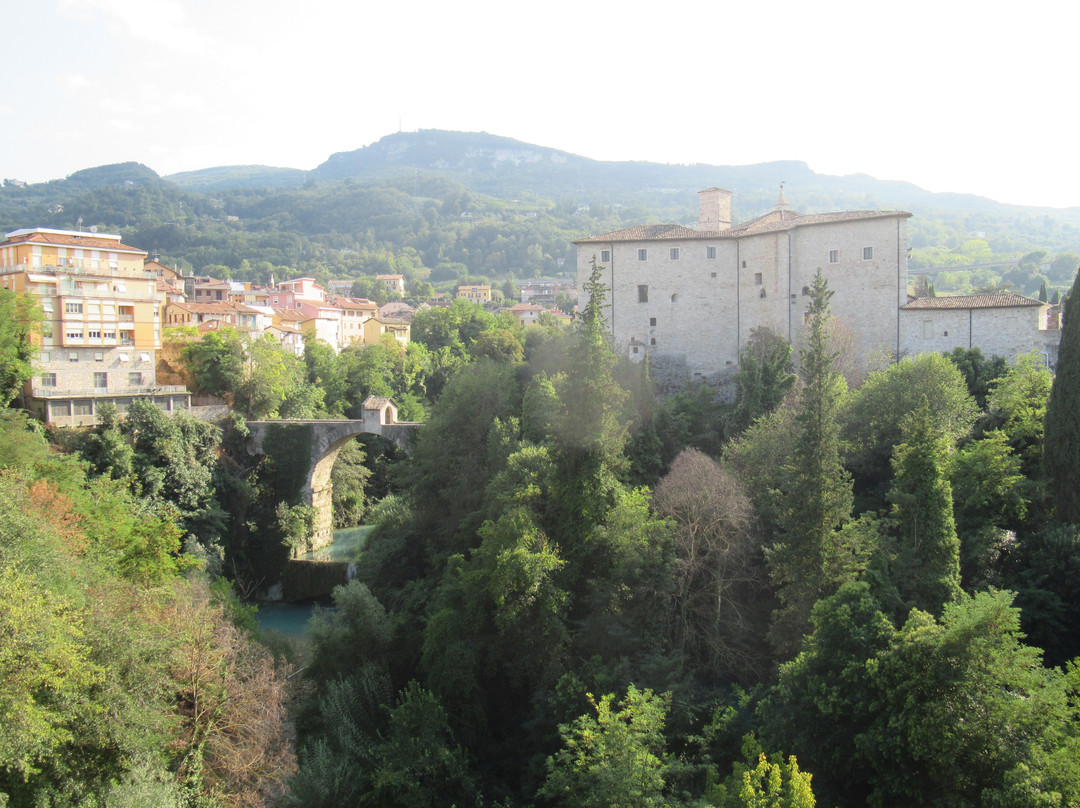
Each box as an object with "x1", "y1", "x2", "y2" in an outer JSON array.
[{"x1": 3, "y1": 0, "x2": 1077, "y2": 209}]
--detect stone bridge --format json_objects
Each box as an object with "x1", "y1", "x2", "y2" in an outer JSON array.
[{"x1": 247, "y1": 397, "x2": 419, "y2": 552}]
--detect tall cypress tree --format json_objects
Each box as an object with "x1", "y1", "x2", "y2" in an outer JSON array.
[
  {"x1": 1045, "y1": 274, "x2": 1080, "y2": 523},
  {"x1": 768, "y1": 269, "x2": 853, "y2": 652}
]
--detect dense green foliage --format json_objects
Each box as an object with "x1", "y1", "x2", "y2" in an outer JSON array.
[{"x1": 0, "y1": 410, "x2": 294, "y2": 806}]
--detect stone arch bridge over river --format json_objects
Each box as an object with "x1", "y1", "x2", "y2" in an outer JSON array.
[{"x1": 246, "y1": 397, "x2": 418, "y2": 551}]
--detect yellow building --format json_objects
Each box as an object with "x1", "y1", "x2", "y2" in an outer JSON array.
[
  {"x1": 362, "y1": 316, "x2": 410, "y2": 347},
  {"x1": 0, "y1": 227, "x2": 189, "y2": 426},
  {"x1": 456, "y1": 284, "x2": 492, "y2": 303}
]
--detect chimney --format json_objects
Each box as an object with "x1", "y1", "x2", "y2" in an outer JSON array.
[{"x1": 697, "y1": 187, "x2": 732, "y2": 232}]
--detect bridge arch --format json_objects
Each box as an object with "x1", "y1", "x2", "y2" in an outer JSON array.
[{"x1": 247, "y1": 397, "x2": 419, "y2": 552}]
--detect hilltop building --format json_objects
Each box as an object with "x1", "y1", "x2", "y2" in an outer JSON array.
[
  {"x1": 576, "y1": 188, "x2": 910, "y2": 386},
  {"x1": 0, "y1": 227, "x2": 189, "y2": 426}
]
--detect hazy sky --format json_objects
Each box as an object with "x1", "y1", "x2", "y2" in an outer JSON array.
[{"x1": 4, "y1": 0, "x2": 1076, "y2": 208}]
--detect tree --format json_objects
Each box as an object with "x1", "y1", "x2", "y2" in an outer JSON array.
[
  {"x1": 767, "y1": 269, "x2": 852, "y2": 653},
  {"x1": 180, "y1": 327, "x2": 246, "y2": 403},
  {"x1": 1044, "y1": 268, "x2": 1080, "y2": 523},
  {"x1": 842, "y1": 353, "x2": 977, "y2": 503},
  {"x1": 0, "y1": 288, "x2": 42, "y2": 408},
  {"x1": 652, "y1": 449, "x2": 771, "y2": 681},
  {"x1": 539, "y1": 686, "x2": 673, "y2": 808},
  {"x1": 761, "y1": 585, "x2": 1078, "y2": 808},
  {"x1": 887, "y1": 405, "x2": 962, "y2": 616},
  {"x1": 728, "y1": 327, "x2": 796, "y2": 434}
]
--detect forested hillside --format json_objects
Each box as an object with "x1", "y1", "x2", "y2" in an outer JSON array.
[{"x1": 4, "y1": 130, "x2": 1080, "y2": 299}]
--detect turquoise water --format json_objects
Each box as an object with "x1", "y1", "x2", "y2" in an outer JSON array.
[
  {"x1": 301, "y1": 525, "x2": 373, "y2": 561},
  {"x1": 256, "y1": 525, "x2": 371, "y2": 637},
  {"x1": 255, "y1": 602, "x2": 323, "y2": 636}
]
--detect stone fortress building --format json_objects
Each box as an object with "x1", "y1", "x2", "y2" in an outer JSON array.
[{"x1": 576, "y1": 188, "x2": 1058, "y2": 387}]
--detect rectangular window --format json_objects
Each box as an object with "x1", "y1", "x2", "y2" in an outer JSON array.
[
  {"x1": 66, "y1": 330, "x2": 82, "y2": 340},
  {"x1": 707, "y1": 246, "x2": 716, "y2": 259},
  {"x1": 669, "y1": 248, "x2": 680, "y2": 260},
  {"x1": 65, "y1": 302, "x2": 83, "y2": 313},
  {"x1": 93, "y1": 372, "x2": 107, "y2": 389},
  {"x1": 68, "y1": 352, "x2": 78, "y2": 363},
  {"x1": 93, "y1": 351, "x2": 103, "y2": 361},
  {"x1": 128, "y1": 372, "x2": 143, "y2": 386},
  {"x1": 922, "y1": 320, "x2": 933, "y2": 339},
  {"x1": 829, "y1": 250, "x2": 839, "y2": 263},
  {"x1": 41, "y1": 372, "x2": 57, "y2": 387},
  {"x1": 649, "y1": 317, "x2": 657, "y2": 327},
  {"x1": 638, "y1": 285, "x2": 649, "y2": 303},
  {"x1": 103, "y1": 331, "x2": 116, "y2": 340},
  {"x1": 601, "y1": 250, "x2": 611, "y2": 262},
  {"x1": 754, "y1": 273, "x2": 763, "y2": 285},
  {"x1": 88, "y1": 332, "x2": 102, "y2": 340},
  {"x1": 863, "y1": 247, "x2": 874, "y2": 260},
  {"x1": 39, "y1": 351, "x2": 50, "y2": 363},
  {"x1": 638, "y1": 249, "x2": 648, "y2": 261}
]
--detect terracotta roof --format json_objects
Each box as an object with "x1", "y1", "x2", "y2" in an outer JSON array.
[
  {"x1": 172, "y1": 301, "x2": 244, "y2": 315},
  {"x1": 335, "y1": 296, "x2": 378, "y2": 310},
  {"x1": 272, "y1": 307, "x2": 308, "y2": 321},
  {"x1": 1, "y1": 230, "x2": 146, "y2": 254},
  {"x1": 362, "y1": 395, "x2": 394, "y2": 410},
  {"x1": 902, "y1": 293, "x2": 1045, "y2": 310},
  {"x1": 576, "y1": 210, "x2": 911, "y2": 244},
  {"x1": 576, "y1": 224, "x2": 704, "y2": 243}
]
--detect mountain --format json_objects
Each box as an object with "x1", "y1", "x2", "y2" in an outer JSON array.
[{"x1": 165, "y1": 165, "x2": 308, "y2": 192}]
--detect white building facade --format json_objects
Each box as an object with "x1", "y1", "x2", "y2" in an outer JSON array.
[{"x1": 576, "y1": 189, "x2": 911, "y2": 386}]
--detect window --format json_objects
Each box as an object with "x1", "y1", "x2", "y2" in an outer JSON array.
[
  {"x1": 742, "y1": 260, "x2": 747, "y2": 268},
  {"x1": 118, "y1": 352, "x2": 130, "y2": 362},
  {"x1": 93, "y1": 351, "x2": 103, "y2": 361},
  {"x1": 829, "y1": 250, "x2": 839, "y2": 263},
  {"x1": 631, "y1": 346, "x2": 639, "y2": 355},
  {"x1": 66, "y1": 330, "x2": 82, "y2": 340},
  {"x1": 39, "y1": 351, "x2": 50, "y2": 363},
  {"x1": 707, "y1": 246, "x2": 716, "y2": 259},
  {"x1": 669, "y1": 248, "x2": 680, "y2": 260},
  {"x1": 650, "y1": 337, "x2": 656, "y2": 345},
  {"x1": 671, "y1": 293, "x2": 679, "y2": 302},
  {"x1": 638, "y1": 285, "x2": 649, "y2": 303},
  {"x1": 65, "y1": 302, "x2": 83, "y2": 313},
  {"x1": 649, "y1": 317, "x2": 657, "y2": 326},
  {"x1": 139, "y1": 352, "x2": 151, "y2": 363},
  {"x1": 68, "y1": 352, "x2": 78, "y2": 363},
  {"x1": 93, "y1": 372, "x2": 107, "y2": 389},
  {"x1": 41, "y1": 372, "x2": 57, "y2": 387},
  {"x1": 922, "y1": 320, "x2": 933, "y2": 339},
  {"x1": 759, "y1": 288, "x2": 767, "y2": 298},
  {"x1": 89, "y1": 332, "x2": 102, "y2": 341},
  {"x1": 601, "y1": 250, "x2": 611, "y2": 262},
  {"x1": 863, "y1": 247, "x2": 874, "y2": 260},
  {"x1": 638, "y1": 249, "x2": 648, "y2": 261},
  {"x1": 754, "y1": 273, "x2": 763, "y2": 285},
  {"x1": 104, "y1": 331, "x2": 116, "y2": 340},
  {"x1": 128, "y1": 372, "x2": 143, "y2": 386},
  {"x1": 710, "y1": 272, "x2": 717, "y2": 278}
]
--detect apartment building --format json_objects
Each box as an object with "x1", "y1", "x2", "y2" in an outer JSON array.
[{"x1": 0, "y1": 227, "x2": 189, "y2": 426}]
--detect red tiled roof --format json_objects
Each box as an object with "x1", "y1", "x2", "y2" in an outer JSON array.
[
  {"x1": 902, "y1": 293, "x2": 1044, "y2": 310},
  {"x1": 575, "y1": 210, "x2": 911, "y2": 244},
  {"x1": 2, "y1": 230, "x2": 146, "y2": 254}
]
